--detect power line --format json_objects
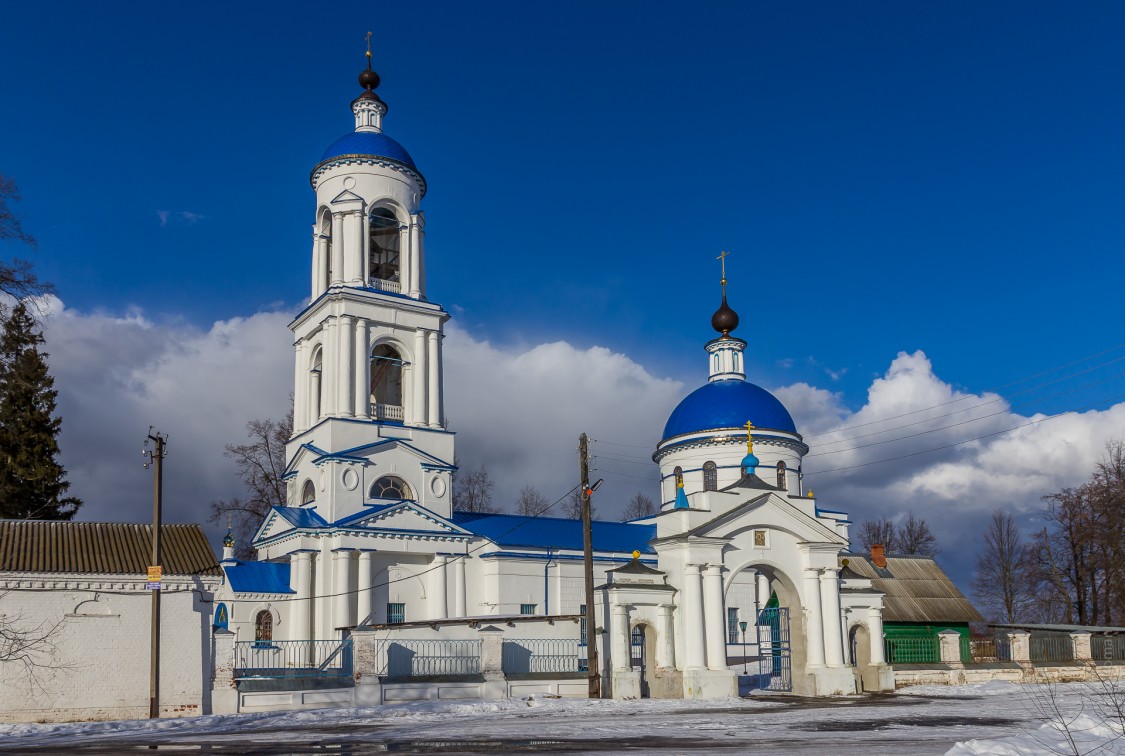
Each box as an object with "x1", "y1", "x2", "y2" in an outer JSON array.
[{"x1": 804, "y1": 391, "x2": 1125, "y2": 477}]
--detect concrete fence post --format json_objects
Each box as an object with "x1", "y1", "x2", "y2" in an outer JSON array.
[
  {"x1": 210, "y1": 630, "x2": 237, "y2": 715},
  {"x1": 1070, "y1": 632, "x2": 1092, "y2": 662},
  {"x1": 937, "y1": 630, "x2": 963, "y2": 667},
  {"x1": 479, "y1": 626, "x2": 506, "y2": 700},
  {"x1": 351, "y1": 627, "x2": 383, "y2": 706},
  {"x1": 1008, "y1": 630, "x2": 1031, "y2": 665}
]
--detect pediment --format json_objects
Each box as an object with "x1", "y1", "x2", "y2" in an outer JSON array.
[
  {"x1": 252, "y1": 510, "x2": 292, "y2": 543},
  {"x1": 334, "y1": 439, "x2": 454, "y2": 470},
  {"x1": 330, "y1": 189, "x2": 365, "y2": 205},
  {"x1": 283, "y1": 443, "x2": 328, "y2": 478},
  {"x1": 687, "y1": 492, "x2": 847, "y2": 545},
  {"x1": 336, "y1": 501, "x2": 469, "y2": 536}
]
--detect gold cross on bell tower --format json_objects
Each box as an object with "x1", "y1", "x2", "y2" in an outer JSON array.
[
  {"x1": 745, "y1": 421, "x2": 755, "y2": 455},
  {"x1": 365, "y1": 31, "x2": 373, "y2": 62},
  {"x1": 716, "y1": 250, "x2": 730, "y2": 287}
]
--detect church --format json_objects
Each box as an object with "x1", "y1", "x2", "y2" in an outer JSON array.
[{"x1": 211, "y1": 50, "x2": 896, "y2": 700}]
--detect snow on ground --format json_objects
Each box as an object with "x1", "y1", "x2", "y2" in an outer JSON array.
[{"x1": 0, "y1": 682, "x2": 1122, "y2": 754}]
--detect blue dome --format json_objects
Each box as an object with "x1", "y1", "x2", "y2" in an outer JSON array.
[
  {"x1": 320, "y1": 131, "x2": 417, "y2": 169},
  {"x1": 662, "y1": 380, "x2": 797, "y2": 440}
]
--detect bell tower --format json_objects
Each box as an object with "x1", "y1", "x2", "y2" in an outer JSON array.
[{"x1": 284, "y1": 49, "x2": 455, "y2": 525}]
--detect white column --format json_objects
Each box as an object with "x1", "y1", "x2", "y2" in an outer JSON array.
[
  {"x1": 315, "y1": 234, "x2": 329, "y2": 293},
  {"x1": 656, "y1": 604, "x2": 676, "y2": 668},
  {"x1": 412, "y1": 330, "x2": 427, "y2": 425},
  {"x1": 427, "y1": 330, "x2": 440, "y2": 427},
  {"x1": 333, "y1": 550, "x2": 353, "y2": 632},
  {"x1": 354, "y1": 318, "x2": 369, "y2": 419},
  {"x1": 290, "y1": 551, "x2": 313, "y2": 641},
  {"x1": 330, "y1": 213, "x2": 344, "y2": 285},
  {"x1": 611, "y1": 603, "x2": 631, "y2": 671},
  {"x1": 310, "y1": 233, "x2": 321, "y2": 299},
  {"x1": 323, "y1": 319, "x2": 337, "y2": 416},
  {"x1": 681, "y1": 564, "x2": 705, "y2": 669},
  {"x1": 409, "y1": 214, "x2": 423, "y2": 299},
  {"x1": 756, "y1": 571, "x2": 770, "y2": 613},
  {"x1": 867, "y1": 606, "x2": 886, "y2": 665},
  {"x1": 357, "y1": 551, "x2": 374, "y2": 626},
  {"x1": 399, "y1": 224, "x2": 412, "y2": 295},
  {"x1": 310, "y1": 369, "x2": 322, "y2": 424},
  {"x1": 431, "y1": 555, "x2": 449, "y2": 619},
  {"x1": 338, "y1": 315, "x2": 354, "y2": 417},
  {"x1": 293, "y1": 340, "x2": 306, "y2": 435},
  {"x1": 803, "y1": 568, "x2": 826, "y2": 667},
  {"x1": 453, "y1": 555, "x2": 467, "y2": 617},
  {"x1": 820, "y1": 568, "x2": 845, "y2": 667},
  {"x1": 703, "y1": 564, "x2": 727, "y2": 671},
  {"x1": 350, "y1": 209, "x2": 365, "y2": 285}
]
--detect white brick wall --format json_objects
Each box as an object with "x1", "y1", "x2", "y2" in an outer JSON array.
[{"x1": 0, "y1": 577, "x2": 220, "y2": 723}]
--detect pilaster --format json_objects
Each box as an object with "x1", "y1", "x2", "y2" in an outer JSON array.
[
  {"x1": 702, "y1": 564, "x2": 727, "y2": 671},
  {"x1": 819, "y1": 568, "x2": 845, "y2": 667},
  {"x1": 803, "y1": 568, "x2": 826, "y2": 667}
]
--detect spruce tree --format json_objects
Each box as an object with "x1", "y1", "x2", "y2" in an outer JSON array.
[{"x1": 0, "y1": 302, "x2": 80, "y2": 519}]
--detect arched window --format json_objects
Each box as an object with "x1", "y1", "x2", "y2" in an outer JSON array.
[
  {"x1": 254, "y1": 610, "x2": 273, "y2": 642},
  {"x1": 320, "y1": 211, "x2": 333, "y2": 287},
  {"x1": 310, "y1": 347, "x2": 323, "y2": 421},
  {"x1": 368, "y1": 207, "x2": 401, "y2": 292},
  {"x1": 776, "y1": 461, "x2": 787, "y2": 491},
  {"x1": 301, "y1": 479, "x2": 316, "y2": 505},
  {"x1": 370, "y1": 344, "x2": 404, "y2": 421},
  {"x1": 370, "y1": 475, "x2": 412, "y2": 500},
  {"x1": 703, "y1": 461, "x2": 718, "y2": 491},
  {"x1": 673, "y1": 465, "x2": 683, "y2": 486}
]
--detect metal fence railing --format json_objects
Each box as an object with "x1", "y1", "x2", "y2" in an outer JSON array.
[
  {"x1": 884, "y1": 637, "x2": 940, "y2": 664},
  {"x1": 1092, "y1": 635, "x2": 1125, "y2": 661},
  {"x1": 960, "y1": 636, "x2": 1012, "y2": 663},
  {"x1": 501, "y1": 638, "x2": 582, "y2": 674},
  {"x1": 379, "y1": 639, "x2": 482, "y2": 677},
  {"x1": 234, "y1": 639, "x2": 353, "y2": 679},
  {"x1": 1030, "y1": 635, "x2": 1075, "y2": 663}
]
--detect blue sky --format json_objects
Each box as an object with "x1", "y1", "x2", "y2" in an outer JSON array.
[{"x1": 3, "y1": 2, "x2": 1125, "y2": 590}]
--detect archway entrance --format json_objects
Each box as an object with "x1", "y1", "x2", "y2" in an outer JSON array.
[
  {"x1": 724, "y1": 561, "x2": 807, "y2": 695},
  {"x1": 756, "y1": 604, "x2": 791, "y2": 691}
]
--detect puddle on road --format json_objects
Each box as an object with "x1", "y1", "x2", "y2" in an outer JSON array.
[{"x1": 796, "y1": 715, "x2": 1016, "y2": 732}]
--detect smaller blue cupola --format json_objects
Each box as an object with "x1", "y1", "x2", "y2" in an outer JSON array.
[{"x1": 741, "y1": 421, "x2": 759, "y2": 475}]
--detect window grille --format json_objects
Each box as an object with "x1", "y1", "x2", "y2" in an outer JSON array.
[
  {"x1": 728, "y1": 607, "x2": 740, "y2": 643},
  {"x1": 776, "y1": 461, "x2": 787, "y2": 490},
  {"x1": 703, "y1": 461, "x2": 718, "y2": 491},
  {"x1": 387, "y1": 603, "x2": 406, "y2": 624},
  {"x1": 255, "y1": 610, "x2": 273, "y2": 642},
  {"x1": 579, "y1": 605, "x2": 587, "y2": 646},
  {"x1": 520, "y1": 604, "x2": 536, "y2": 615}
]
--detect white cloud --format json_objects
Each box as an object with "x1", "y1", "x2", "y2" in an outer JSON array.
[
  {"x1": 43, "y1": 305, "x2": 1125, "y2": 589},
  {"x1": 156, "y1": 210, "x2": 204, "y2": 227}
]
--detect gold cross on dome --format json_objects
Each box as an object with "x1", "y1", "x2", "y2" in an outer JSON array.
[
  {"x1": 716, "y1": 250, "x2": 730, "y2": 283},
  {"x1": 365, "y1": 31, "x2": 373, "y2": 59},
  {"x1": 745, "y1": 421, "x2": 755, "y2": 455}
]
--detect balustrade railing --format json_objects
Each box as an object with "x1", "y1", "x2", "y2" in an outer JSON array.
[
  {"x1": 377, "y1": 639, "x2": 482, "y2": 677},
  {"x1": 234, "y1": 639, "x2": 353, "y2": 679},
  {"x1": 502, "y1": 638, "x2": 582, "y2": 674},
  {"x1": 371, "y1": 403, "x2": 404, "y2": 421},
  {"x1": 884, "y1": 636, "x2": 940, "y2": 664},
  {"x1": 1030, "y1": 635, "x2": 1075, "y2": 663},
  {"x1": 369, "y1": 278, "x2": 402, "y2": 294}
]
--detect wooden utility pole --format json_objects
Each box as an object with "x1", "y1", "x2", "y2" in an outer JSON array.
[
  {"x1": 144, "y1": 429, "x2": 167, "y2": 720},
  {"x1": 579, "y1": 433, "x2": 601, "y2": 698}
]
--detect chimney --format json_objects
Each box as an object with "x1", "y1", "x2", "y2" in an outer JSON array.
[{"x1": 870, "y1": 543, "x2": 887, "y2": 569}]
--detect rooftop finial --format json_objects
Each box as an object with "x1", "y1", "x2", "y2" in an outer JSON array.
[
  {"x1": 741, "y1": 419, "x2": 760, "y2": 475},
  {"x1": 365, "y1": 31, "x2": 373, "y2": 67},
  {"x1": 358, "y1": 31, "x2": 381, "y2": 94},
  {"x1": 744, "y1": 421, "x2": 755, "y2": 456},
  {"x1": 710, "y1": 250, "x2": 739, "y2": 336}
]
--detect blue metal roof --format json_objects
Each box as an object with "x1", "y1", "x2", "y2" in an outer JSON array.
[
  {"x1": 662, "y1": 379, "x2": 797, "y2": 439},
  {"x1": 452, "y1": 512, "x2": 655, "y2": 554},
  {"x1": 224, "y1": 561, "x2": 295, "y2": 594},
  {"x1": 272, "y1": 506, "x2": 329, "y2": 529},
  {"x1": 321, "y1": 131, "x2": 417, "y2": 169}
]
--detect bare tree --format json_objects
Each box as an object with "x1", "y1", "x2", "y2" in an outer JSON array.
[
  {"x1": 970, "y1": 509, "x2": 1034, "y2": 623},
  {"x1": 623, "y1": 492, "x2": 656, "y2": 520},
  {"x1": 0, "y1": 175, "x2": 52, "y2": 308},
  {"x1": 898, "y1": 513, "x2": 938, "y2": 556},
  {"x1": 856, "y1": 517, "x2": 898, "y2": 553},
  {"x1": 452, "y1": 464, "x2": 499, "y2": 513},
  {"x1": 515, "y1": 484, "x2": 548, "y2": 516},
  {"x1": 210, "y1": 409, "x2": 292, "y2": 558},
  {"x1": 562, "y1": 489, "x2": 596, "y2": 520}
]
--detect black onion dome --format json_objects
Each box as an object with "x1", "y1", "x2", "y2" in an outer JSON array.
[
  {"x1": 358, "y1": 66, "x2": 381, "y2": 92},
  {"x1": 711, "y1": 294, "x2": 739, "y2": 335}
]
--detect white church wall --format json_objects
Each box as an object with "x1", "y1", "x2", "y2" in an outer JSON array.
[{"x1": 0, "y1": 580, "x2": 218, "y2": 723}]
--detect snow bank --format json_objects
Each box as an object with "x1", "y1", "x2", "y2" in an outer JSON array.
[{"x1": 947, "y1": 714, "x2": 1125, "y2": 755}]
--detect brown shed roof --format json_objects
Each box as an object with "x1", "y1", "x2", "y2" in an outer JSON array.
[
  {"x1": 0, "y1": 521, "x2": 221, "y2": 576},
  {"x1": 842, "y1": 553, "x2": 983, "y2": 624}
]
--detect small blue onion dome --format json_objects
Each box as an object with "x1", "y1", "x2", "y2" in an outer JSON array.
[
  {"x1": 320, "y1": 131, "x2": 417, "y2": 169},
  {"x1": 223, "y1": 528, "x2": 235, "y2": 548},
  {"x1": 741, "y1": 452, "x2": 760, "y2": 474},
  {"x1": 662, "y1": 380, "x2": 797, "y2": 440}
]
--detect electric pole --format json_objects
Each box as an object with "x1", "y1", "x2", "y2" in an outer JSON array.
[
  {"x1": 579, "y1": 433, "x2": 601, "y2": 698},
  {"x1": 144, "y1": 428, "x2": 167, "y2": 720}
]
